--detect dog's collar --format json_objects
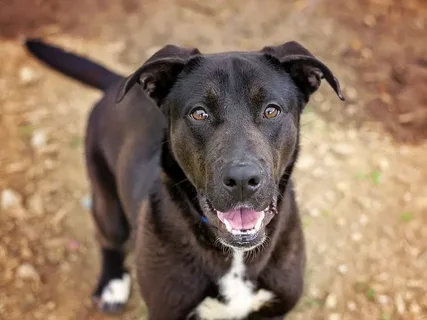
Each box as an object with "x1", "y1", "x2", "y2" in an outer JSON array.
[{"x1": 201, "y1": 216, "x2": 209, "y2": 224}]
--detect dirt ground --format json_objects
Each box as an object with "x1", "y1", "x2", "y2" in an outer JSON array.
[{"x1": 0, "y1": 0, "x2": 426, "y2": 319}]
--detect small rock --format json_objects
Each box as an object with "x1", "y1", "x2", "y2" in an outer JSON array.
[
  {"x1": 336, "y1": 218, "x2": 346, "y2": 226},
  {"x1": 16, "y1": 263, "x2": 39, "y2": 281},
  {"x1": 332, "y1": 143, "x2": 355, "y2": 156},
  {"x1": 317, "y1": 244, "x2": 327, "y2": 254},
  {"x1": 312, "y1": 167, "x2": 325, "y2": 178},
  {"x1": 309, "y1": 287, "x2": 321, "y2": 297},
  {"x1": 313, "y1": 94, "x2": 324, "y2": 103},
  {"x1": 414, "y1": 17, "x2": 424, "y2": 29},
  {"x1": 363, "y1": 15, "x2": 377, "y2": 27},
  {"x1": 60, "y1": 262, "x2": 71, "y2": 273},
  {"x1": 403, "y1": 192, "x2": 412, "y2": 202},
  {"x1": 325, "y1": 293, "x2": 337, "y2": 309},
  {"x1": 345, "y1": 104, "x2": 358, "y2": 116},
  {"x1": 19, "y1": 66, "x2": 39, "y2": 84},
  {"x1": 31, "y1": 130, "x2": 47, "y2": 149},
  {"x1": 351, "y1": 232, "x2": 363, "y2": 242},
  {"x1": 297, "y1": 155, "x2": 316, "y2": 169},
  {"x1": 346, "y1": 129, "x2": 358, "y2": 140},
  {"x1": 399, "y1": 146, "x2": 409, "y2": 155},
  {"x1": 44, "y1": 159, "x2": 56, "y2": 170},
  {"x1": 378, "y1": 294, "x2": 390, "y2": 305},
  {"x1": 347, "y1": 300, "x2": 356, "y2": 311},
  {"x1": 361, "y1": 48, "x2": 373, "y2": 59},
  {"x1": 0, "y1": 244, "x2": 6, "y2": 258},
  {"x1": 322, "y1": 22, "x2": 333, "y2": 36},
  {"x1": 409, "y1": 302, "x2": 421, "y2": 314},
  {"x1": 27, "y1": 194, "x2": 44, "y2": 216},
  {"x1": 395, "y1": 294, "x2": 406, "y2": 314},
  {"x1": 5, "y1": 161, "x2": 29, "y2": 173},
  {"x1": 1, "y1": 189, "x2": 23, "y2": 209},
  {"x1": 106, "y1": 41, "x2": 126, "y2": 54},
  {"x1": 338, "y1": 264, "x2": 348, "y2": 275},
  {"x1": 336, "y1": 182, "x2": 350, "y2": 192},
  {"x1": 325, "y1": 190, "x2": 337, "y2": 202},
  {"x1": 378, "y1": 158, "x2": 389, "y2": 170},
  {"x1": 308, "y1": 208, "x2": 320, "y2": 217},
  {"x1": 380, "y1": 93, "x2": 393, "y2": 104},
  {"x1": 323, "y1": 154, "x2": 336, "y2": 167},
  {"x1": 328, "y1": 313, "x2": 341, "y2": 320},
  {"x1": 336, "y1": 240, "x2": 346, "y2": 248},
  {"x1": 46, "y1": 301, "x2": 56, "y2": 311},
  {"x1": 21, "y1": 247, "x2": 33, "y2": 259},
  {"x1": 345, "y1": 87, "x2": 358, "y2": 101},
  {"x1": 359, "y1": 214, "x2": 368, "y2": 226},
  {"x1": 319, "y1": 101, "x2": 331, "y2": 112}
]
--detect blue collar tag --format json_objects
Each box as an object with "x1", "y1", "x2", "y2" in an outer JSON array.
[{"x1": 201, "y1": 216, "x2": 209, "y2": 224}]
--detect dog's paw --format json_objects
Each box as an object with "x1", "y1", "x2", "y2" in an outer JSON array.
[
  {"x1": 251, "y1": 289, "x2": 274, "y2": 312},
  {"x1": 93, "y1": 273, "x2": 131, "y2": 313}
]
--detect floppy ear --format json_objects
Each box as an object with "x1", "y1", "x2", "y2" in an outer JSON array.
[
  {"x1": 261, "y1": 41, "x2": 345, "y2": 101},
  {"x1": 116, "y1": 44, "x2": 201, "y2": 104}
]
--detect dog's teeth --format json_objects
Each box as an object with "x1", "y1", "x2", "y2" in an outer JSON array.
[
  {"x1": 247, "y1": 228, "x2": 256, "y2": 235},
  {"x1": 254, "y1": 212, "x2": 265, "y2": 231},
  {"x1": 228, "y1": 228, "x2": 258, "y2": 235},
  {"x1": 223, "y1": 219, "x2": 233, "y2": 232}
]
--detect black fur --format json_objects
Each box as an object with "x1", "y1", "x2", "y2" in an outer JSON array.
[{"x1": 25, "y1": 39, "x2": 344, "y2": 320}]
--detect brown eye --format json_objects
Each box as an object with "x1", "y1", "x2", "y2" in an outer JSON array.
[
  {"x1": 190, "y1": 107, "x2": 209, "y2": 121},
  {"x1": 263, "y1": 104, "x2": 281, "y2": 119}
]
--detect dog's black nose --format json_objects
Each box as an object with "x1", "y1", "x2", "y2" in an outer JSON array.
[{"x1": 222, "y1": 163, "x2": 263, "y2": 197}]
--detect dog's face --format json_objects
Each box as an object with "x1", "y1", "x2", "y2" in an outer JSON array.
[
  {"x1": 166, "y1": 54, "x2": 300, "y2": 249},
  {"x1": 117, "y1": 42, "x2": 344, "y2": 250}
]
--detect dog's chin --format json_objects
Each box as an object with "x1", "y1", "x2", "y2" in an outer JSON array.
[{"x1": 201, "y1": 199, "x2": 277, "y2": 251}]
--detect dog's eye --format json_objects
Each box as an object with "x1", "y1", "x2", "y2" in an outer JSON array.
[
  {"x1": 263, "y1": 104, "x2": 281, "y2": 119},
  {"x1": 190, "y1": 107, "x2": 209, "y2": 121}
]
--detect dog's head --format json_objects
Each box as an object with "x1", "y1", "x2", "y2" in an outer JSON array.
[{"x1": 117, "y1": 41, "x2": 344, "y2": 250}]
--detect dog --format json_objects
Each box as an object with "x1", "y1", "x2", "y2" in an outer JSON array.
[{"x1": 25, "y1": 39, "x2": 344, "y2": 320}]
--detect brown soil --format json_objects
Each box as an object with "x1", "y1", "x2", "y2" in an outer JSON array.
[{"x1": 0, "y1": 1, "x2": 426, "y2": 320}]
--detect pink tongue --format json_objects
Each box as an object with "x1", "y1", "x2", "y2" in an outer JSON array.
[{"x1": 217, "y1": 208, "x2": 262, "y2": 230}]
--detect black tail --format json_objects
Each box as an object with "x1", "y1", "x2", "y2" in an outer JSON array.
[{"x1": 24, "y1": 39, "x2": 123, "y2": 91}]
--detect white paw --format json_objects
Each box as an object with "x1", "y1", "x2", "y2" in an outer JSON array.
[
  {"x1": 251, "y1": 289, "x2": 274, "y2": 312},
  {"x1": 196, "y1": 297, "x2": 229, "y2": 320},
  {"x1": 99, "y1": 273, "x2": 131, "y2": 311}
]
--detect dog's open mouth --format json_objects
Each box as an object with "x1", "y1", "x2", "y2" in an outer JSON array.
[
  {"x1": 217, "y1": 207, "x2": 267, "y2": 236},
  {"x1": 201, "y1": 197, "x2": 277, "y2": 243}
]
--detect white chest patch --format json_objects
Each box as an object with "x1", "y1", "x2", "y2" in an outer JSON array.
[{"x1": 194, "y1": 251, "x2": 274, "y2": 320}]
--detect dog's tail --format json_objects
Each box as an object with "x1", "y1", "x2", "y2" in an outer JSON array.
[{"x1": 24, "y1": 39, "x2": 123, "y2": 91}]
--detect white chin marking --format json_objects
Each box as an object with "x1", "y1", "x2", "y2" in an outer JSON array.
[
  {"x1": 223, "y1": 211, "x2": 265, "y2": 236},
  {"x1": 100, "y1": 273, "x2": 131, "y2": 305}
]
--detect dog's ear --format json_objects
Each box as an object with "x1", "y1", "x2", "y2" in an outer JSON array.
[
  {"x1": 261, "y1": 41, "x2": 345, "y2": 101},
  {"x1": 116, "y1": 45, "x2": 200, "y2": 104}
]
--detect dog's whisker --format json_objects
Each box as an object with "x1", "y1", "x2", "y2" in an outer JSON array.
[
  {"x1": 272, "y1": 189, "x2": 285, "y2": 201},
  {"x1": 172, "y1": 178, "x2": 191, "y2": 188},
  {"x1": 299, "y1": 133, "x2": 316, "y2": 145},
  {"x1": 159, "y1": 138, "x2": 172, "y2": 147}
]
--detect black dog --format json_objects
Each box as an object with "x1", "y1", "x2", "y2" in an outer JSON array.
[{"x1": 25, "y1": 39, "x2": 344, "y2": 320}]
